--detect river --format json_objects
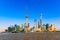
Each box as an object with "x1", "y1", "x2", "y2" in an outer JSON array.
[{"x1": 0, "y1": 32, "x2": 60, "y2": 40}]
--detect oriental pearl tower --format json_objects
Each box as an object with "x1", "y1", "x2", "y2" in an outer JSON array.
[{"x1": 25, "y1": 10, "x2": 28, "y2": 28}]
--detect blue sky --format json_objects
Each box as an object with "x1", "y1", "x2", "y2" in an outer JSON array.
[{"x1": 0, "y1": 0, "x2": 60, "y2": 30}]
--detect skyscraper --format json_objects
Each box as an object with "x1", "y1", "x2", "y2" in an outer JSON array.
[
  {"x1": 40, "y1": 13, "x2": 42, "y2": 30},
  {"x1": 38, "y1": 21, "x2": 40, "y2": 28},
  {"x1": 34, "y1": 19, "x2": 37, "y2": 28}
]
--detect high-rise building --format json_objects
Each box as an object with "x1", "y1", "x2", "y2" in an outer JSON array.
[
  {"x1": 49, "y1": 24, "x2": 55, "y2": 32},
  {"x1": 40, "y1": 13, "x2": 42, "y2": 30},
  {"x1": 19, "y1": 24, "x2": 24, "y2": 32},
  {"x1": 42, "y1": 24, "x2": 46, "y2": 31},
  {"x1": 38, "y1": 21, "x2": 40, "y2": 28},
  {"x1": 25, "y1": 10, "x2": 28, "y2": 28},
  {"x1": 46, "y1": 23, "x2": 49, "y2": 31},
  {"x1": 34, "y1": 19, "x2": 37, "y2": 28}
]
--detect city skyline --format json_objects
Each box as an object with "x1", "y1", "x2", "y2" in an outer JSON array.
[{"x1": 0, "y1": 0, "x2": 60, "y2": 32}]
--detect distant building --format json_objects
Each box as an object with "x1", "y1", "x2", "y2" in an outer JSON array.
[
  {"x1": 38, "y1": 21, "x2": 40, "y2": 28},
  {"x1": 48, "y1": 24, "x2": 55, "y2": 32},
  {"x1": 46, "y1": 24, "x2": 49, "y2": 31},
  {"x1": 19, "y1": 24, "x2": 24, "y2": 32},
  {"x1": 34, "y1": 19, "x2": 37, "y2": 28},
  {"x1": 42, "y1": 24, "x2": 46, "y2": 31},
  {"x1": 8, "y1": 25, "x2": 14, "y2": 32},
  {"x1": 14, "y1": 24, "x2": 19, "y2": 32}
]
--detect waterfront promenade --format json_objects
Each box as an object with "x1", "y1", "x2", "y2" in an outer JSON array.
[{"x1": 0, "y1": 32, "x2": 60, "y2": 40}]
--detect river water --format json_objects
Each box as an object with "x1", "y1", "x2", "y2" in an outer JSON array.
[{"x1": 0, "y1": 32, "x2": 60, "y2": 40}]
